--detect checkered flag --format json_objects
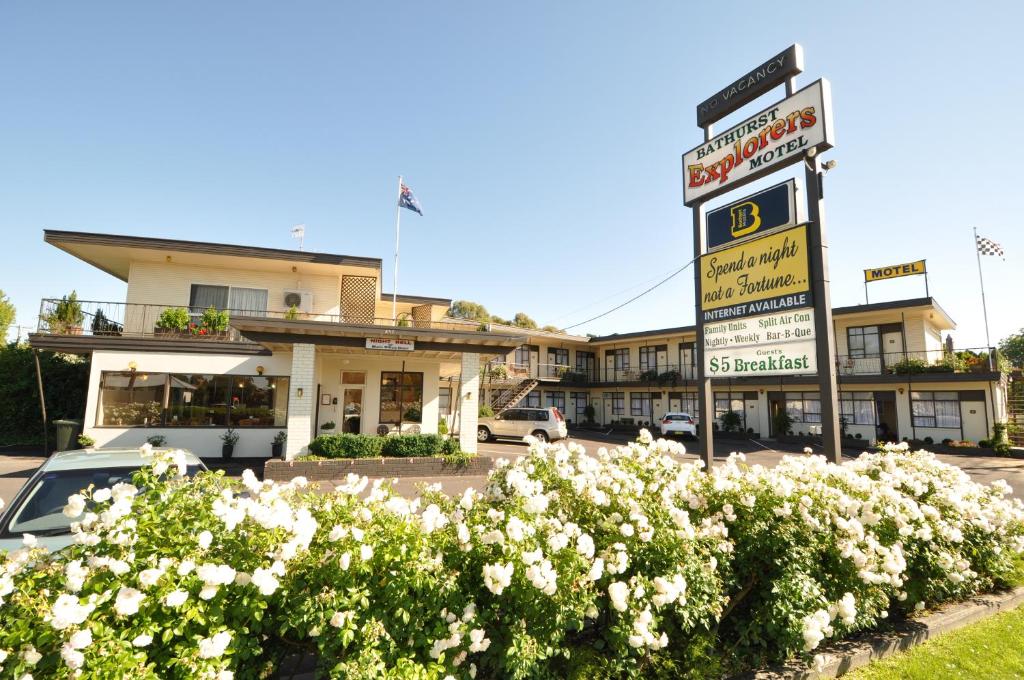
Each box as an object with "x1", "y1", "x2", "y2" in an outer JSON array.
[{"x1": 976, "y1": 234, "x2": 1005, "y2": 259}]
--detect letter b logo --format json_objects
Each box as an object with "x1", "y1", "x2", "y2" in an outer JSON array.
[{"x1": 730, "y1": 201, "x2": 761, "y2": 238}]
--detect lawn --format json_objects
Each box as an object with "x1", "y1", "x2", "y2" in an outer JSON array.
[{"x1": 846, "y1": 604, "x2": 1024, "y2": 680}]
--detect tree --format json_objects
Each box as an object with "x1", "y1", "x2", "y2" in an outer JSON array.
[
  {"x1": 449, "y1": 300, "x2": 490, "y2": 323},
  {"x1": 0, "y1": 290, "x2": 15, "y2": 340},
  {"x1": 999, "y1": 328, "x2": 1024, "y2": 368},
  {"x1": 541, "y1": 325, "x2": 562, "y2": 333},
  {"x1": 512, "y1": 312, "x2": 537, "y2": 329}
]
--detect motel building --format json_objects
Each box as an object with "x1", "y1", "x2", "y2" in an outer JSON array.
[{"x1": 29, "y1": 230, "x2": 1010, "y2": 458}]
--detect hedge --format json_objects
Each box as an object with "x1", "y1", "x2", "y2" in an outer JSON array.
[
  {"x1": 307, "y1": 433, "x2": 459, "y2": 459},
  {"x1": 0, "y1": 342, "x2": 89, "y2": 446}
]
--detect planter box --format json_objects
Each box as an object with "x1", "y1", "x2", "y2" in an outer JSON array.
[
  {"x1": 154, "y1": 327, "x2": 230, "y2": 340},
  {"x1": 265, "y1": 455, "x2": 493, "y2": 482}
]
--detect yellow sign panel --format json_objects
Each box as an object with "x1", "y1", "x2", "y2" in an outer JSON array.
[
  {"x1": 863, "y1": 260, "x2": 926, "y2": 282},
  {"x1": 699, "y1": 225, "x2": 811, "y2": 322}
]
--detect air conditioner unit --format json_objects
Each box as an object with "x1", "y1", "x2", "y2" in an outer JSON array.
[{"x1": 282, "y1": 290, "x2": 313, "y2": 313}]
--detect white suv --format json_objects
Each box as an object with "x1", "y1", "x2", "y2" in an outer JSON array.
[
  {"x1": 659, "y1": 412, "x2": 697, "y2": 439},
  {"x1": 478, "y1": 407, "x2": 568, "y2": 443}
]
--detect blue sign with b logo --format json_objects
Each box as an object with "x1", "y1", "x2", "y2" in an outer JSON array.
[{"x1": 706, "y1": 180, "x2": 798, "y2": 251}]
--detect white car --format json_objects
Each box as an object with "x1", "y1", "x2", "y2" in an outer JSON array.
[
  {"x1": 0, "y1": 447, "x2": 206, "y2": 553},
  {"x1": 659, "y1": 412, "x2": 697, "y2": 439},
  {"x1": 478, "y1": 407, "x2": 568, "y2": 443}
]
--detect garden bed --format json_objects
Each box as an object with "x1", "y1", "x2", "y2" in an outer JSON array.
[{"x1": 265, "y1": 454, "x2": 491, "y2": 481}]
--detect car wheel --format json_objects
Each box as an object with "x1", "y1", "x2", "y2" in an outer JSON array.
[
  {"x1": 477, "y1": 426, "x2": 492, "y2": 442},
  {"x1": 531, "y1": 430, "x2": 549, "y2": 443}
]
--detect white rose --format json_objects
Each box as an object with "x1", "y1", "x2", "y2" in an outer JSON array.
[
  {"x1": 132, "y1": 634, "x2": 153, "y2": 647},
  {"x1": 163, "y1": 590, "x2": 188, "y2": 608},
  {"x1": 92, "y1": 488, "x2": 112, "y2": 503},
  {"x1": 608, "y1": 581, "x2": 629, "y2": 612},
  {"x1": 63, "y1": 494, "x2": 87, "y2": 518},
  {"x1": 114, "y1": 587, "x2": 145, "y2": 616},
  {"x1": 197, "y1": 631, "x2": 232, "y2": 659},
  {"x1": 197, "y1": 531, "x2": 213, "y2": 550},
  {"x1": 68, "y1": 629, "x2": 92, "y2": 650}
]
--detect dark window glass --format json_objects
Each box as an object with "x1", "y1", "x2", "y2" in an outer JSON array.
[
  {"x1": 639, "y1": 347, "x2": 657, "y2": 371},
  {"x1": 548, "y1": 348, "x2": 569, "y2": 366},
  {"x1": 545, "y1": 392, "x2": 565, "y2": 413},
  {"x1": 228, "y1": 376, "x2": 289, "y2": 427},
  {"x1": 96, "y1": 372, "x2": 166, "y2": 427},
  {"x1": 167, "y1": 374, "x2": 231, "y2": 427},
  {"x1": 379, "y1": 372, "x2": 424, "y2": 424},
  {"x1": 189, "y1": 284, "x2": 229, "y2": 314}
]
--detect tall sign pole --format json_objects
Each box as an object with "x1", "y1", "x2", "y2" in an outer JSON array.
[
  {"x1": 692, "y1": 128, "x2": 715, "y2": 470},
  {"x1": 803, "y1": 152, "x2": 842, "y2": 462},
  {"x1": 684, "y1": 44, "x2": 843, "y2": 464}
]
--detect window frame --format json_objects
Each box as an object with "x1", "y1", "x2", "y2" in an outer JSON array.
[
  {"x1": 95, "y1": 370, "x2": 290, "y2": 428},
  {"x1": 847, "y1": 325, "x2": 880, "y2": 359},
  {"x1": 839, "y1": 391, "x2": 877, "y2": 426},
  {"x1": 378, "y1": 371, "x2": 425, "y2": 425},
  {"x1": 911, "y1": 391, "x2": 961, "y2": 428}
]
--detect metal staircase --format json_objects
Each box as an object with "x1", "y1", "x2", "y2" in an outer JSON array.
[{"x1": 491, "y1": 378, "x2": 539, "y2": 413}]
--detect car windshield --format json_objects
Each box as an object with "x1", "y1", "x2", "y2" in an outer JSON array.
[
  {"x1": 3, "y1": 464, "x2": 202, "y2": 537},
  {"x1": 665, "y1": 414, "x2": 689, "y2": 421}
]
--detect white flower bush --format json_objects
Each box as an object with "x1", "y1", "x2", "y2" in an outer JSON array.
[{"x1": 0, "y1": 438, "x2": 1021, "y2": 678}]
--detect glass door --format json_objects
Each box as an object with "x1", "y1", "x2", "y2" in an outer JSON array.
[{"x1": 340, "y1": 371, "x2": 365, "y2": 434}]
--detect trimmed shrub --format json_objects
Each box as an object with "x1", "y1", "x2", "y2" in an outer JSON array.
[
  {"x1": 308, "y1": 433, "x2": 385, "y2": 458},
  {"x1": 381, "y1": 434, "x2": 444, "y2": 458},
  {"x1": 308, "y1": 433, "x2": 453, "y2": 459}
]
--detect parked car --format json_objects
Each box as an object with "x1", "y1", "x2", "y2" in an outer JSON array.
[
  {"x1": 659, "y1": 412, "x2": 697, "y2": 439},
  {"x1": 0, "y1": 447, "x2": 206, "y2": 553},
  {"x1": 478, "y1": 407, "x2": 567, "y2": 443}
]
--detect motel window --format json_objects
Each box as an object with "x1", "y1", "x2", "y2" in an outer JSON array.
[
  {"x1": 439, "y1": 387, "x2": 452, "y2": 416},
  {"x1": 548, "y1": 348, "x2": 569, "y2": 367},
  {"x1": 523, "y1": 390, "x2": 541, "y2": 408},
  {"x1": 97, "y1": 371, "x2": 289, "y2": 428},
  {"x1": 840, "y1": 391, "x2": 876, "y2": 426},
  {"x1": 190, "y1": 284, "x2": 268, "y2": 318},
  {"x1": 786, "y1": 392, "x2": 822, "y2": 423},
  {"x1": 572, "y1": 392, "x2": 589, "y2": 421},
  {"x1": 96, "y1": 372, "x2": 167, "y2": 427},
  {"x1": 515, "y1": 345, "x2": 532, "y2": 369},
  {"x1": 847, "y1": 326, "x2": 880, "y2": 358},
  {"x1": 606, "y1": 392, "x2": 624, "y2": 415},
  {"x1": 575, "y1": 351, "x2": 595, "y2": 375},
  {"x1": 679, "y1": 393, "x2": 698, "y2": 416},
  {"x1": 379, "y1": 372, "x2": 424, "y2": 424},
  {"x1": 911, "y1": 391, "x2": 960, "y2": 428},
  {"x1": 546, "y1": 392, "x2": 566, "y2": 415},
  {"x1": 228, "y1": 376, "x2": 289, "y2": 427},
  {"x1": 714, "y1": 391, "x2": 746, "y2": 429},
  {"x1": 630, "y1": 392, "x2": 653, "y2": 418},
  {"x1": 639, "y1": 347, "x2": 657, "y2": 372},
  {"x1": 610, "y1": 349, "x2": 630, "y2": 371},
  {"x1": 167, "y1": 374, "x2": 231, "y2": 427}
]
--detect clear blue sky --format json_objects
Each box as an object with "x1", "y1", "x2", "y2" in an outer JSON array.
[{"x1": 1, "y1": 1, "x2": 1020, "y2": 348}]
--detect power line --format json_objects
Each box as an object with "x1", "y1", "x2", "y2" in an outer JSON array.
[
  {"x1": 563, "y1": 256, "x2": 697, "y2": 331},
  {"x1": 550, "y1": 265, "x2": 686, "y2": 324}
]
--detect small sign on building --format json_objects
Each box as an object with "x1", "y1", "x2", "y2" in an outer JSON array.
[{"x1": 366, "y1": 337, "x2": 415, "y2": 351}]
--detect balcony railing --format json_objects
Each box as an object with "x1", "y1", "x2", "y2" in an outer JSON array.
[
  {"x1": 836, "y1": 348, "x2": 1000, "y2": 376},
  {"x1": 35, "y1": 298, "x2": 477, "y2": 341},
  {"x1": 483, "y1": 361, "x2": 699, "y2": 386}
]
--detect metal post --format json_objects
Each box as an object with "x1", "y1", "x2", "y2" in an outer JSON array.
[
  {"x1": 804, "y1": 155, "x2": 842, "y2": 462},
  {"x1": 692, "y1": 120, "x2": 715, "y2": 469},
  {"x1": 33, "y1": 349, "x2": 48, "y2": 453},
  {"x1": 392, "y1": 175, "x2": 404, "y2": 322}
]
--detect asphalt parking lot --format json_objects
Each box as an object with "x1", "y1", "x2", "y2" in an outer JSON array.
[{"x1": 2, "y1": 432, "x2": 1023, "y2": 509}]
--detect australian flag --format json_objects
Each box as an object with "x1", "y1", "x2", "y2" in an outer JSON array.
[{"x1": 398, "y1": 183, "x2": 423, "y2": 215}]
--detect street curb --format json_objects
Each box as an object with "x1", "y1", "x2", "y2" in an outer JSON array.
[{"x1": 737, "y1": 586, "x2": 1024, "y2": 679}]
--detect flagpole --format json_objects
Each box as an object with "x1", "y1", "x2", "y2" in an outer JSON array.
[
  {"x1": 974, "y1": 227, "x2": 994, "y2": 365},
  {"x1": 393, "y1": 175, "x2": 403, "y2": 322}
]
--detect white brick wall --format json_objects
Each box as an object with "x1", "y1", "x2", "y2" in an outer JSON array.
[
  {"x1": 458, "y1": 353, "x2": 480, "y2": 454},
  {"x1": 286, "y1": 343, "x2": 316, "y2": 459}
]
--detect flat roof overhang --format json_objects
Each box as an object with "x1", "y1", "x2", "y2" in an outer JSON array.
[
  {"x1": 230, "y1": 317, "x2": 526, "y2": 357},
  {"x1": 27, "y1": 333, "x2": 271, "y2": 356}
]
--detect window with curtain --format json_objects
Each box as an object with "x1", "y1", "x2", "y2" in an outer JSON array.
[
  {"x1": 515, "y1": 346, "x2": 532, "y2": 369},
  {"x1": 911, "y1": 391, "x2": 961, "y2": 428},
  {"x1": 610, "y1": 349, "x2": 629, "y2": 371},
  {"x1": 631, "y1": 392, "x2": 652, "y2": 417},
  {"x1": 545, "y1": 392, "x2": 565, "y2": 414},
  {"x1": 840, "y1": 391, "x2": 876, "y2": 425},
  {"x1": 228, "y1": 287, "x2": 268, "y2": 316},
  {"x1": 639, "y1": 347, "x2": 657, "y2": 372},
  {"x1": 679, "y1": 393, "x2": 698, "y2": 416},
  {"x1": 438, "y1": 387, "x2": 452, "y2": 416},
  {"x1": 189, "y1": 285, "x2": 229, "y2": 314},
  {"x1": 379, "y1": 372, "x2": 424, "y2": 424},
  {"x1": 548, "y1": 348, "x2": 569, "y2": 366},
  {"x1": 714, "y1": 391, "x2": 746, "y2": 428},
  {"x1": 523, "y1": 390, "x2": 541, "y2": 408},
  {"x1": 605, "y1": 392, "x2": 624, "y2": 415},
  {"x1": 786, "y1": 392, "x2": 822, "y2": 423}
]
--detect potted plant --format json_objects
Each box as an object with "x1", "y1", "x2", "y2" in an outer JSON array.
[
  {"x1": 221, "y1": 428, "x2": 239, "y2": 459},
  {"x1": 155, "y1": 307, "x2": 190, "y2": 335},
  {"x1": 76, "y1": 433, "x2": 96, "y2": 449},
  {"x1": 146, "y1": 434, "x2": 166, "y2": 447},
  {"x1": 271, "y1": 430, "x2": 286, "y2": 458},
  {"x1": 284, "y1": 304, "x2": 300, "y2": 320},
  {"x1": 320, "y1": 421, "x2": 336, "y2": 432},
  {"x1": 197, "y1": 307, "x2": 230, "y2": 339},
  {"x1": 45, "y1": 291, "x2": 85, "y2": 334}
]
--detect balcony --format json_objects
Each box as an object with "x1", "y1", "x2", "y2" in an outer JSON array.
[
  {"x1": 835, "y1": 348, "x2": 999, "y2": 376},
  {"x1": 34, "y1": 298, "x2": 474, "y2": 343},
  {"x1": 483, "y1": 361, "x2": 698, "y2": 387}
]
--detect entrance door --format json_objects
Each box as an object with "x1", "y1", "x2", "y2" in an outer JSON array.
[
  {"x1": 876, "y1": 393, "x2": 898, "y2": 442},
  {"x1": 575, "y1": 394, "x2": 588, "y2": 423},
  {"x1": 342, "y1": 388, "x2": 363, "y2": 433},
  {"x1": 881, "y1": 331, "x2": 904, "y2": 370}
]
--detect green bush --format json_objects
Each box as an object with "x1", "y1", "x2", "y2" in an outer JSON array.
[
  {"x1": 437, "y1": 418, "x2": 448, "y2": 435},
  {"x1": 0, "y1": 343, "x2": 89, "y2": 446},
  {"x1": 308, "y1": 433, "x2": 385, "y2": 458},
  {"x1": 479, "y1": 405, "x2": 494, "y2": 418},
  {"x1": 891, "y1": 357, "x2": 927, "y2": 375},
  {"x1": 382, "y1": 434, "x2": 444, "y2": 458},
  {"x1": 200, "y1": 306, "x2": 230, "y2": 332},
  {"x1": 155, "y1": 307, "x2": 190, "y2": 331}
]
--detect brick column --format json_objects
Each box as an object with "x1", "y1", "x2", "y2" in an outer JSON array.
[
  {"x1": 458, "y1": 353, "x2": 480, "y2": 454},
  {"x1": 286, "y1": 343, "x2": 316, "y2": 460}
]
